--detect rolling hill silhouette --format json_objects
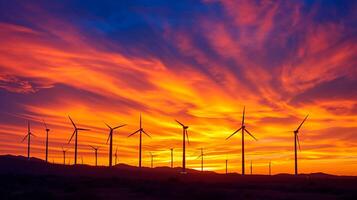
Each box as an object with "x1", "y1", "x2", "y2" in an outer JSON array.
[{"x1": 0, "y1": 155, "x2": 356, "y2": 199}]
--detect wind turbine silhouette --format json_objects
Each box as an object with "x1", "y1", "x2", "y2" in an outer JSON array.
[
  {"x1": 21, "y1": 121, "x2": 36, "y2": 160},
  {"x1": 128, "y1": 114, "x2": 151, "y2": 168},
  {"x1": 67, "y1": 116, "x2": 90, "y2": 165},
  {"x1": 226, "y1": 106, "x2": 258, "y2": 175},
  {"x1": 42, "y1": 120, "x2": 50, "y2": 163},
  {"x1": 61, "y1": 147, "x2": 68, "y2": 165},
  {"x1": 114, "y1": 146, "x2": 118, "y2": 165},
  {"x1": 293, "y1": 115, "x2": 309, "y2": 175},
  {"x1": 170, "y1": 148, "x2": 174, "y2": 168},
  {"x1": 105, "y1": 123, "x2": 126, "y2": 167},
  {"x1": 149, "y1": 152, "x2": 157, "y2": 168},
  {"x1": 196, "y1": 148, "x2": 205, "y2": 172},
  {"x1": 90, "y1": 145, "x2": 99, "y2": 166},
  {"x1": 175, "y1": 120, "x2": 189, "y2": 174}
]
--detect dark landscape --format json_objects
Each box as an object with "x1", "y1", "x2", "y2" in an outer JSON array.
[{"x1": 0, "y1": 155, "x2": 356, "y2": 200}]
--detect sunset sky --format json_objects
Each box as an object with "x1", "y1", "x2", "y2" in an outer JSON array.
[{"x1": 0, "y1": 0, "x2": 356, "y2": 175}]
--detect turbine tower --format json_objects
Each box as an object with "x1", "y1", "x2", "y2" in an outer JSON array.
[
  {"x1": 114, "y1": 146, "x2": 118, "y2": 165},
  {"x1": 226, "y1": 106, "x2": 258, "y2": 175},
  {"x1": 250, "y1": 161, "x2": 253, "y2": 175},
  {"x1": 175, "y1": 120, "x2": 189, "y2": 174},
  {"x1": 21, "y1": 121, "x2": 36, "y2": 160},
  {"x1": 90, "y1": 145, "x2": 99, "y2": 166},
  {"x1": 170, "y1": 148, "x2": 174, "y2": 168},
  {"x1": 128, "y1": 114, "x2": 151, "y2": 168},
  {"x1": 293, "y1": 115, "x2": 308, "y2": 175},
  {"x1": 269, "y1": 161, "x2": 271, "y2": 175},
  {"x1": 67, "y1": 116, "x2": 90, "y2": 165},
  {"x1": 42, "y1": 120, "x2": 50, "y2": 163},
  {"x1": 105, "y1": 123, "x2": 126, "y2": 167},
  {"x1": 225, "y1": 159, "x2": 228, "y2": 174}
]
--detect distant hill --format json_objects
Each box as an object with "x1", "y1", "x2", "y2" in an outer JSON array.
[
  {"x1": 0, "y1": 154, "x2": 356, "y2": 200},
  {"x1": 0, "y1": 154, "x2": 219, "y2": 180},
  {"x1": 0, "y1": 154, "x2": 351, "y2": 179}
]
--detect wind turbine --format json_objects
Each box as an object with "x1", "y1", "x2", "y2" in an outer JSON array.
[
  {"x1": 175, "y1": 120, "x2": 189, "y2": 174},
  {"x1": 170, "y1": 148, "x2": 174, "y2": 168},
  {"x1": 293, "y1": 115, "x2": 309, "y2": 175},
  {"x1": 105, "y1": 123, "x2": 126, "y2": 167},
  {"x1": 149, "y1": 152, "x2": 157, "y2": 168},
  {"x1": 81, "y1": 156, "x2": 84, "y2": 165},
  {"x1": 114, "y1": 146, "x2": 118, "y2": 165},
  {"x1": 196, "y1": 148, "x2": 205, "y2": 172},
  {"x1": 128, "y1": 114, "x2": 151, "y2": 168},
  {"x1": 42, "y1": 120, "x2": 50, "y2": 163},
  {"x1": 61, "y1": 147, "x2": 68, "y2": 165},
  {"x1": 67, "y1": 116, "x2": 90, "y2": 165},
  {"x1": 90, "y1": 145, "x2": 99, "y2": 166},
  {"x1": 21, "y1": 121, "x2": 36, "y2": 160},
  {"x1": 226, "y1": 106, "x2": 258, "y2": 175}
]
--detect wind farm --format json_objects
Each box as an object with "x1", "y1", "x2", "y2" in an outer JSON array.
[{"x1": 0, "y1": 0, "x2": 356, "y2": 199}]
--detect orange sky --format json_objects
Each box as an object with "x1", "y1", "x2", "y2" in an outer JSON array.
[{"x1": 0, "y1": 0, "x2": 356, "y2": 175}]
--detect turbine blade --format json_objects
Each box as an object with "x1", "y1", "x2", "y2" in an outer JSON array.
[
  {"x1": 113, "y1": 124, "x2": 126, "y2": 130},
  {"x1": 140, "y1": 113, "x2": 142, "y2": 128},
  {"x1": 128, "y1": 129, "x2": 140, "y2": 137},
  {"x1": 31, "y1": 133, "x2": 36, "y2": 137},
  {"x1": 242, "y1": 106, "x2": 245, "y2": 125},
  {"x1": 226, "y1": 127, "x2": 242, "y2": 140},
  {"x1": 245, "y1": 129, "x2": 258, "y2": 141},
  {"x1": 68, "y1": 130, "x2": 76, "y2": 144},
  {"x1": 175, "y1": 120, "x2": 185, "y2": 127},
  {"x1": 21, "y1": 134, "x2": 28, "y2": 142},
  {"x1": 28, "y1": 121, "x2": 30, "y2": 132},
  {"x1": 77, "y1": 128, "x2": 90, "y2": 131},
  {"x1": 68, "y1": 116, "x2": 76, "y2": 128},
  {"x1": 42, "y1": 119, "x2": 48, "y2": 129},
  {"x1": 104, "y1": 122, "x2": 111, "y2": 129},
  {"x1": 90, "y1": 145, "x2": 95, "y2": 150},
  {"x1": 297, "y1": 134, "x2": 301, "y2": 151},
  {"x1": 106, "y1": 133, "x2": 111, "y2": 144},
  {"x1": 296, "y1": 115, "x2": 309, "y2": 132},
  {"x1": 186, "y1": 130, "x2": 190, "y2": 144},
  {"x1": 142, "y1": 130, "x2": 151, "y2": 138}
]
